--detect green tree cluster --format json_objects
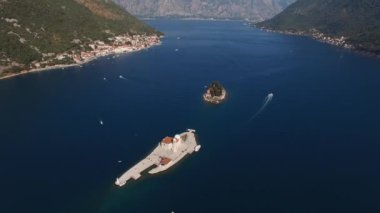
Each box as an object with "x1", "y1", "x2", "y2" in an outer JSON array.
[{"x1": 208, "y1": 81, "x2": 225, "y2": 97}]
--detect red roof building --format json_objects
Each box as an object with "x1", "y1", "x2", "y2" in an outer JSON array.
[
  {"x1": 162, "y1": 137, "x2": 174, "y2": 144},
  {"x1": 160, "y1": 157, "x2": 172, "y2": 166}
]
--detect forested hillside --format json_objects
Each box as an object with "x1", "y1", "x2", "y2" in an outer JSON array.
[
  {"x1": 258, "y1": 0, "x2": 380, "y2": 54},
  {"x1": 0, "y1": 0, "x2": 159, "y2": 75}
]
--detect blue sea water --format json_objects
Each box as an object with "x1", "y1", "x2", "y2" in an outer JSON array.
[{"x1": 1, "y1": 19, "x2": 380, "y2": 213}]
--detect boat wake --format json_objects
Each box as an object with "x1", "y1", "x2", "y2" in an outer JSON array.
[
  {"x1": 249, "y1": 93, "x2": 274, "y2": 121},
  {"x1": 119, "y1": 75, "x2": 127, "y2": 80}
]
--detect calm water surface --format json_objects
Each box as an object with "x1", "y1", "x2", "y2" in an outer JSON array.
[{"x1": 1, "y1": 20, "x2": 380, "y2": 213}]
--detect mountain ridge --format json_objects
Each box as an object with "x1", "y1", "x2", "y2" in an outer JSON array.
[{"x1": 113, "y1": 0, "x2": 296, "y2": 21}]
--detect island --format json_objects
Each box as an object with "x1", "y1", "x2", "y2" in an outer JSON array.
[
  {"x1": 115, "y1": 129, "x2": 200, "y2": 187},
  {"x1": 203, "y1": 81, "x2": 227, "y2": 104}
]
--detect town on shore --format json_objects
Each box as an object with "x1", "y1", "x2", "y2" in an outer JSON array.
[
  {"x1": 0, "y1": 34, "x2": 161, "y2": 80},
  {"x1": 258, "y1": 27, "x2": 355, "y2": 50},
  {"x1": 257, "y1": 26, "x2": 380, "y2": 59}
]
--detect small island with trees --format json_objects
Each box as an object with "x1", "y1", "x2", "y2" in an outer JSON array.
[{"x1": 203, "y1": 81, "x2": 227, "y2": 104}]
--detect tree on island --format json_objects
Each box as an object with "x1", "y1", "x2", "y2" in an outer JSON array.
[
  {"x1": 208, "y1": 81, "x2": 225, "y2": 97},
  {"x1": 203, "y1": 80, "x2": 227, "y2": 104}
]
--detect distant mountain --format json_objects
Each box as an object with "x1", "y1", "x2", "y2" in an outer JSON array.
[
  {"x1": 257, "y1": 0, "x2": 380, "y2": 55},
  {"x1": 113, "y1": 0, "x2": 296, "y2": 21},
  {"x1": 0, "y1": 0, "x2": 159, "y2": 76}
]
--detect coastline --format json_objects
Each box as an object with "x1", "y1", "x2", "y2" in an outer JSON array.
[
  {"x1": 256, "y1": 26, "x2": 380, "y2": 59},
  {"x1": 0, "y1": 35, "x2": 162, "y2": 81}
]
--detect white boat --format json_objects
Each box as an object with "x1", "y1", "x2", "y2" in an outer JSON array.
[
  {"x1": 195, "y1": 145, "x2": 201, "y2": 152},
  {"x1": 187, "y1": 129, "x2": 196, "y2": 133},
  {"x1": 99, "y1": 120, "x2": 104, "y2": 125}
]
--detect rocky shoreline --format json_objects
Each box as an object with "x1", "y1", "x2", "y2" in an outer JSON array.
[
  {"x1": 0, "y1": 34, "x2": 161, "y2": 80},
  {"x1": 203, "y1": 89, "x2": 227, "y2": 104},
  {"x1": 256, "y1": 26, "x2": 380, "y2": 59}
]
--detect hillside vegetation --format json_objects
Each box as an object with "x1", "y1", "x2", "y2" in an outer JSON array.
[
  {"x1": 0, "y1": 0, "x2": 159, "y2": 75},
  {"x1": 257, "y1": 0, "x2": 380, "y2": 54}
]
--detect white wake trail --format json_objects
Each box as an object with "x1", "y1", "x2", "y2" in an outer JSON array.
[
  {"x1": 119, "y1": 75, "x2": 127, "y2": 80},
  {"x1": 249, "y1": 93, "x2": 274, "y2": 121}
]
